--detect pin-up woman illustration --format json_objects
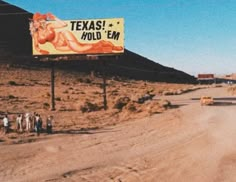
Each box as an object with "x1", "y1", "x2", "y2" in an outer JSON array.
[{"x1": 29, "y1": 12, "x2": 123, "y2": 55}]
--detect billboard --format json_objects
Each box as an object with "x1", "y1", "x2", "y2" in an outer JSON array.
[{"x1": 30, "y1": 12, "x2": 124, "y2": 55}]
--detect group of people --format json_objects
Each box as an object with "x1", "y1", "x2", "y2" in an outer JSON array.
[{"x1": 2, "y1": 113, "x2": 53, "y2": 136}]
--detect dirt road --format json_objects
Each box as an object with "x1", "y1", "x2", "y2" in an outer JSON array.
[{"x1": 1, "y1": 86, "x2": 236, "y2": 182}]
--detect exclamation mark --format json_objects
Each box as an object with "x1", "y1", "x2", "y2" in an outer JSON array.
[{"x1": 102, "y1": 21, "x2": 105, "y2": 30}]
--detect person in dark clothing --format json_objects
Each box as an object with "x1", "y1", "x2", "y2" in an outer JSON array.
[
  {"x1": 35, "y1": 114, "x2": 42, "y2": 136},
  {"x1": 46, "y1": 115, "x2": 53, "y2": 134}
]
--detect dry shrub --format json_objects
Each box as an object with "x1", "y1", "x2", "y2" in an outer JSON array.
[
  {"x1": 181, "y1": 87, "x2": 200, "y2": 94},
  {"x1": 43, "y1": 102, "x2": 50, "y2": 109},
  {"x1": 113, "y1": 97, "x2": 131, "y2": 110},
  {"x1": 162, "y1": 87, "x2": 200, "y2": 96},
  {"x1": 110, "y1": 89, "x2": 119, "y2": 96},
  {"x1": 8, "y1": 80, "x2": 17, "y2": 86},
  {"x1": 176, "y1": 89, "x2": 183, "y2": 95},
  {"x1": 55, "y1": 97, "x2": 61, "y2": 101},
  {"x1": 80, "y1": 101, "x2": 102, "y2": 113},
  {"x1": 77, "y1": 78, "x2": 84, "y2": 83},
  {"x1": 59, "y1": 107, "x2": 77, "y2": 112},
  {"x1": 124, "y1": 102, "x2": 137, "y2": 112},
  {"x1": 8, "y1": 95, "x2": 16, "y2": 99},
  {"x1": 137, "y1": 93, "x2": 155, "y2": 104},
  {"x1": 158, "y1": 99, "x2": 171, "y2": 109},
  {"x1": 77, "y1": 78, "x2": 92, "y2": 84},
  {"x1": 228, "y1": 86, "x2": 236, "y2": 95},
  {"x1": 93, "y1": 91, "x2": 101, "y2": 95},
  {"x1": 162, "y1": 90, "x2": 176, "y2": 95},
  {"x1": 146, "y1": 99, "x2": 171, "y2": 115},
  {"x1": 84, "y1": 78, "x2": 92, "y2": 84}
]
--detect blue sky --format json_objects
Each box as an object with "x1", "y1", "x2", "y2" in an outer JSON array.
[{"x1": 3, "y1": 0, "x2": 236, "y2": 76}]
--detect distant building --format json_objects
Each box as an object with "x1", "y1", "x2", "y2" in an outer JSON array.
[
  {"x1": 197, "y1": 74, "x2": 215, "y2": 84},
  {"x1": 218, "y1": 74, "x2": 236, "y2": 84}
]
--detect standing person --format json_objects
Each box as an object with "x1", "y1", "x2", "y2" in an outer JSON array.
[
  {"x1": 34, "y1": 114, "x2": 39, "y2": 132},
  {"x1": 32, "y1": 112, "x2": 37, "y2": 130},
  {"x1": 46, "y1": 115, "x2": 53, "y2": 134},
  {"x1": 16, "y1": 114, "x2": 23, "y2": 132},
  {"x1": 3, "y1": 115, "x2": 9, "y2": 134},
  {"x1": 35, "y1": 114, "x2": 42, "y2": 136},
  {"x1": 25, "y1": 113, "x2": 31, "y2": 132}
]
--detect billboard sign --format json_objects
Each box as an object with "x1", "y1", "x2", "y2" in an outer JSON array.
[{"x1": 30, "y1": 12, "x2": 124, "y2": 55}]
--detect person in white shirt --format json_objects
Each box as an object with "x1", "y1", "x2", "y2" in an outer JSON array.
[
  {"x1": 25, "y1": 113, "x2": 31, "y2": 131},
  {"x1": 16, "y1": 114, "x2": 23, "y2": 132},
  {"x1": 3, "y1": 115, "x2": 9, "y2": 134}
]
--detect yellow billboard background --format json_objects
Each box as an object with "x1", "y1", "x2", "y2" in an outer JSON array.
[{"x1": 32, "y1": 17, "x2": 124, "y2": 55}]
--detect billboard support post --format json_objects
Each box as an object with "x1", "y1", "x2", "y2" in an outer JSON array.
[
  {"x1": 102, "y1": 59, "x2": 107, "y2": 110},
  {"x1": 51, "y1": 61, "x2": 56, "y2": 111}
]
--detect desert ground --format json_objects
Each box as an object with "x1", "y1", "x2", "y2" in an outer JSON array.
[{"x1": 1, "y1": 66, "x2": 236, "y2": 181}]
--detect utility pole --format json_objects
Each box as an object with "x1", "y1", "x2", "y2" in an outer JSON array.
[
  {"x1": 102, "y1": 59, "x2": 107, "y2": 110},
  {"x1": 51, "y1": 61, "x2": 55, "y2": 111}
]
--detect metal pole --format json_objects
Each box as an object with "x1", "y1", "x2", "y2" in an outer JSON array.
[{"x1": 51, "y1": 61, "x2": 55, "y2": 111}]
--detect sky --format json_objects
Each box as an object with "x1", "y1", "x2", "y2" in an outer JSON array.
[{"x1": 3, "y1": 0, "x2": 236, "y2": 76}]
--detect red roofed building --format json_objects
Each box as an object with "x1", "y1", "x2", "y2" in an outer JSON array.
[{"x1": 197, "y1": 74, "x2": 215, "y2": 84}]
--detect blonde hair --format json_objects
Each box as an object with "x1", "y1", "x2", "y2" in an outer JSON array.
[
  {"x1": 29, "y1": 21, "x2": 35, "y2": 36},
  {"x1": 29, "y1": 20, "x2": 47, "y2": 36}
]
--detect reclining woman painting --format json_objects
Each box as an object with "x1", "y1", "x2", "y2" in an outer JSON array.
[{"x1": 29, "y1": 12, "x2": 123, "y2": 55}]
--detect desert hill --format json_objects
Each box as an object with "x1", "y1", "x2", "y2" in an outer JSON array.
[
  {"x1": 0, "y1": 0, "x2": 196, "y2": 84},
  {"x1": 0, "y1": 0, "x2": 31, "y2": 55}
]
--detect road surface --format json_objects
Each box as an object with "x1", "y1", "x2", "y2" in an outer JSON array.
[{"x1": 1, "y1": 86, "x2": 236, "y2": 182}]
